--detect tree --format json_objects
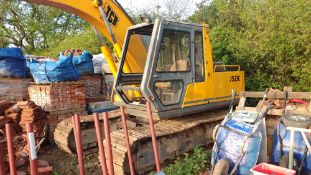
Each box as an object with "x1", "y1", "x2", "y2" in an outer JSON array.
[
  {"x1": 125, "y1": 0, "x2": 193, "y2": 21},
  {"x1": 162, "y1": 0, "x2": 192, "y2": 20},
  {"x1": 0, "y1": 0, "x2": 87, "y2": 53},
  {"x1": 189, "y1": 0, "x2": 311, "y2": 91},
  {"x1": 32, "y1": 26, "x2": 101, "y2": 57}
]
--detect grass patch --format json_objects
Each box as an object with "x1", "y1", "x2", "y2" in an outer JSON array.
[{"x1": 161, "y1": 147, "x2": 211, "y2": 175}]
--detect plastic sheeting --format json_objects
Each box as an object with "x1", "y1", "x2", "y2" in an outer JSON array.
[
  {"x1": 59, "y1": 51, "x2": 94, "y2": 75},
  {"x1": 0, "y1": 48, "x2": 30, "y2": 78},
  {"x1": 92, "y1": 54, "x2": 106, "y2": 74},
  {"x1": 27, "y1": 54, "x2": 79, "y2": 83}
]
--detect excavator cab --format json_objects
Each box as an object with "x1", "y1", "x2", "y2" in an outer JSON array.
[{"x1": 114, "y1": 19, "x2": 244, "y2": 119}]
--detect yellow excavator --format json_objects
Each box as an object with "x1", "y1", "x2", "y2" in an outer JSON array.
[{"x1": 22, "y1": 0, "x2": 245, "y2": 174}]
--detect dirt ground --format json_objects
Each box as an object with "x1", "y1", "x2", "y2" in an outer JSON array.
[
  {"x1": 11, "y1": 142, "x2": 212, "y2": 175},
  {"x1": 37, "y1": 143, "x2": 102, "y2": 175}
]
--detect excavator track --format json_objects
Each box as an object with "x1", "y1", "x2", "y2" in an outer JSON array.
[
  {"x1": 54, "y1": 109, "x2": 227, "y2": 175},
  {"x1": 54, "y1": 110, "x2": 125, "y2": 154},
  {"x1": 108, "y1": 109, "x2": 227, "y2": 175}
]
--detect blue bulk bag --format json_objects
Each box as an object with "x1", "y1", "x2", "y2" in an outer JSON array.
[
  {"x1": 59, "y1": 50, "x2": 94, "y2": 75},
  {"x1": 0, "y1": 48, "x2": 30, "y2": 78},
  {"x1": 27, "y1": 53, "x2": 79, "y2": 83}
]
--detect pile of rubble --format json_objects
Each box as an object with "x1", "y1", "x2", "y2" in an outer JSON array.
[
  {"x1": 17, "y1": 101, "x2": 48, "y2": 134},
  {"x1": 262, "y1": 89, "x2": 310, "y2": 112},
  {"x1": 0, "y1": 100, "x2": 48, "y2": 161},
  {"x1": 0, "y1": 100, "x2": 22, "y2": 134}
]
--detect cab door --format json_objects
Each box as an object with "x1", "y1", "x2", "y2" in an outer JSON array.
[{"x1": 143, "y1": 21, "x2": 194, "y2": 112}]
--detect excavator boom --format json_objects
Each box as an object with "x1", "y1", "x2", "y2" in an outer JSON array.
[
  {"x1": 23, "y1": 0, "x2": 133, "y2": 50},
  {"x1": 23, "y1": 0, "x2": 147, "y2": 76}
]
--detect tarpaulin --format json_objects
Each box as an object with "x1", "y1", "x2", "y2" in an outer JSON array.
[
  {"x1": 0, "y1": 48, "x2": 30, "y2": 78},
  {"x1": 59, "y1": 50, "x2": 94, "y2": 75},
  {"x1": 27, "y1": 53, "x2": 79, "y2": 83}
]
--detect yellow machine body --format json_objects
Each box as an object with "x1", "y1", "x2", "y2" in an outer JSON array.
[{"x1": 23, "y1": 0, "x2": 245, "y2": 119}]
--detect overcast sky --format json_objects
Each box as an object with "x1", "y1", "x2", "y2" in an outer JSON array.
[{"x1": 118, "y1": 0, "x2": 202, "y2": 17}]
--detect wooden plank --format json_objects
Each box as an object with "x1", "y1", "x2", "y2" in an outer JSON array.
[
  {"x1": 236, "y1": 106, "x2": 257, "y2": 111},
  {"x1": 238, "y1": 97, "x2": 246, "y2": 107},
  {"x1": 240, "y1": 91, "x2": 311, "y2": 99},
  {"x1": 236, "y1": 106, "x2": 311, "y2": 117},
  {"x1": 0, "y1": 78, "x2": 33, "y2": 82},
  {"x1": 286, "y1": 110, "x2": 311, "y2": 117},
  {"x1": 48, "y1": 109, "x2": 86, "y2": 116}
]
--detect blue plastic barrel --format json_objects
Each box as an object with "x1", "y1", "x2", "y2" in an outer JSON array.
[{"x1": 271, "y1": 122, "x2": 311, "y2": 174}]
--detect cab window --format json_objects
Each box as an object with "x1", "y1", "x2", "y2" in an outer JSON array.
[
  {"x1": 194, "y1": 31, "x2": 205, "y2": 82},
  {"x1": 156, "y1": 29, "x2": 191, "y2": 72}
]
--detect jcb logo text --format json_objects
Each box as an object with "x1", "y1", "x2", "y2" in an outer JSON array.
[{"x1": 103, "y1": 3, "x2": 119, "y2": 27}]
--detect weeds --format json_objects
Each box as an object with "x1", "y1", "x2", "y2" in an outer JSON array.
[{"x1": 162, "y1": 147, "x2": 211, "y2": 175}]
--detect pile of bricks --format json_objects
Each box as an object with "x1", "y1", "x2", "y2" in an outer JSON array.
[
  {"x1": 28, "y1": 82, "x2": 87, "y2": 139},
  {"x1": 17, "y1": 101, "x2": 48, "y2": 134},
  {"x1": 0, "y1": 78, "x2": 32, "y2": 101},
  {"x1": 0, "y1": 100, "x2": 50, "y2": 165},
  {"x1": 0, "y1": 100, "x2": 22, "y2": 134},
  {"x1": 102, "y1": 74, "x2": 114, "y2": 99},
  {"x1": 0, "y1": 137, "x2": 7, "y2": 161},
  {"x1": 28, "y1": 82, "x2": 86, "y2": 113},
  {"x1": 78, "y1": 75, "x2": 102, "y2": 98}
]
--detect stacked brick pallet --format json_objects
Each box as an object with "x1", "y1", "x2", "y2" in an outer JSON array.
[
  {"x1": 102, "y1": 74, "x2": 114, "y2": 99},
  {"x1": 78, "y1": 75, "x2": 102, "y2": 98},
  {"x1": 0, "y1": 78, "x2": 32, "y2": 101},
  {"x1": 28, "y1": 82, "x2": 86, "y2": 113},
  {"x1": 28, "y1": 82, "x2": 87, "y2": 139}
]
